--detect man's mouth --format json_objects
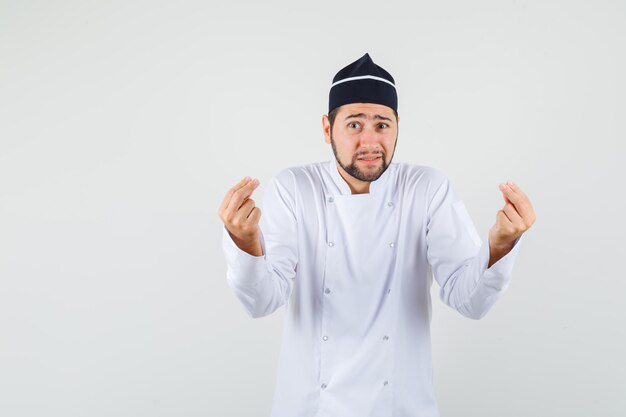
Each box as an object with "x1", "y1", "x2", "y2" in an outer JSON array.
[{"x1": 357, "y1": 155, "x2": 382, "y2": 163}]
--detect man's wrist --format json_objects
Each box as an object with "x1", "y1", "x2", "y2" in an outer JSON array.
[
  {"x1": 488, "y1": 239, "x2": 515, "y2": 268},
  {"x1": 229, "y1": 231, "x2": 264, "y2": 257}
]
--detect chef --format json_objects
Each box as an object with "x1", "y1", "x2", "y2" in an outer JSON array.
[{"x1": 218, "y1": 53, "x2": 536, "y2": 417}]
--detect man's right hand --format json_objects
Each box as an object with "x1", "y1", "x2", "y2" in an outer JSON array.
[{"x1": 218, "y1": 176, "x2": 264, "y2": 257}]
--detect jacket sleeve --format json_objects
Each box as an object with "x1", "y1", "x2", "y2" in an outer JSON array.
[
  {"x1": 425, "y1": 174, "x2": 524, "y2": 320},
  {"x1": 222, "y1": 169, "x2": 298, "y2": 318}
]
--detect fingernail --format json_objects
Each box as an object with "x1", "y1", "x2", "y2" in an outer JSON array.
[
  {"x1": 244, "y1": 176, "x2": 251, "y2": 182},
  {"x1": 507, "y1": 180, "x2": 514, "y2": 186}
]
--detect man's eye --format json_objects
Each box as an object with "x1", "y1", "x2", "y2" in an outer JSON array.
[
  {"x1": 348, "y1": 122, "x2": 360, "y2": 129},
  {"x1": 379, "y1": 123, "x2": 389, "y2": 129}
]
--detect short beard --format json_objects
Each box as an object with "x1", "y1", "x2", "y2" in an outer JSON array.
[{"x1": 329, "y1": 132, "x2": 396, "y2": 182}]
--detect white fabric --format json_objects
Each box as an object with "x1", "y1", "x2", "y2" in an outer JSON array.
[
  {"x1": 222, "y1": 158, "x2": 524, "y2": 417},
  {"x1": 330, "y1": 74, "x2": 396, "y2": 88}
]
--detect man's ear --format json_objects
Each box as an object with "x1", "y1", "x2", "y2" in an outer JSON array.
[{"x1": 322, "y1": 114, "x2": 331, "y2": 144}]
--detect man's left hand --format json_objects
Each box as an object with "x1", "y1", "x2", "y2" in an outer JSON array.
[{"x1": 488, "y1": 181, "x2": 536, "y2": 266}]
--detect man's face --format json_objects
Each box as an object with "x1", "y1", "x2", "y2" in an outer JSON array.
[{"x1": 323, "y1": 103, "x2": 399, "y2": 182}]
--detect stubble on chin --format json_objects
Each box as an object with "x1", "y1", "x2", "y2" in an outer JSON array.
[
  {"x1": 330, "y1": 136, "x2": 389, "y2": 182},
  {"x1": 343, "y1": 156, "x2": 386, "y2": 182}
]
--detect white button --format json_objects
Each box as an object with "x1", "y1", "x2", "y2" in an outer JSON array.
[
  {"x1": 328, "y1": 197, "x2": 334, "y2": 203},
  {"x1": 383, "y1": 380, "x2": 389, "y2": 386},
  {"x1": 387, "y1": 288, "x2": 391, "y2": 294},
  {"x1": 323, "y1": 335, "x2": 328, "y2": 341},
  {"x1": 389, "y1": 242, "x2": 395, "y2": 248},
  {"x1": 383, "y1": 335, "x2": 389, "y2": 341},
  {"x1": 324, "y1": 288, "x2": 331, "y2": 294},
  {"x1": 321, "y1": 383, "x2": 327, "y2": 389},
  {"x1": 328, "y1": 242, "x2": 334, "y2": 247},
  {"x1": 387, "y1": 202, "x2": 394, "y2": 207}
]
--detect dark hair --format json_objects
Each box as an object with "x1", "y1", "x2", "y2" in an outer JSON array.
[{"x1": 328, "y1": 105, "x2": 398, "y2": 133}]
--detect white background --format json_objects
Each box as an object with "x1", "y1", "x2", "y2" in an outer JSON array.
[{"x1": 1, "y1": 0, "x2": 624, "y2": 416}]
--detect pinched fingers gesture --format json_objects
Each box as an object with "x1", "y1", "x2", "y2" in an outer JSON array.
[
  {"x1": 490, "y1": 180, "x2": 536, "y2": 248},
  {"x1": 218, "y1": 176, "x2": 262, "y2": 251}
]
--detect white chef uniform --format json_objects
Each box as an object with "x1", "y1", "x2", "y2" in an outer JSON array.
[{"x1": 222, "y1": 158, "x2": 524, "y2": 417}]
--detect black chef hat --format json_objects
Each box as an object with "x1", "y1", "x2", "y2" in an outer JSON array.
[{"x1": 328, "y1": 53, "x2": 397, "y2": 115}]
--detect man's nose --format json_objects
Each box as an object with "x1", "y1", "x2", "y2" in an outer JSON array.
[{"x1": 358, "y1": 125, "x2": 380, "y2": 147}]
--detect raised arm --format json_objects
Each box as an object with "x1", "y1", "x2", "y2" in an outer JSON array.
[
  {"x1": 218, "y1": 172, "x2": 298, "y2": 318},
  {"x1": 426, "y1": 175, "x2": 533, "y2": 320}
]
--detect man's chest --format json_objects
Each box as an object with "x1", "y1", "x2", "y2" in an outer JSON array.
[{"x1": 293, "y1": 184, "x2": 427, "y2": 276}]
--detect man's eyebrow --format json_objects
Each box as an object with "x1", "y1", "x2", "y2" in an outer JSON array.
[{"x1": 344, "y1": 113, "x2": 393, "y2": 122}]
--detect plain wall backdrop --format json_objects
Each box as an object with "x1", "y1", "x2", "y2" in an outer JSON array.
[{"x1": 1, "y1": 0, "x2": 624, "y2": 416}]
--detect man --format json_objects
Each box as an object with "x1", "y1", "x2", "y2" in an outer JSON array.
[{"x1": 218, "y1": 53, "x2": 535, "y2": 417}]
